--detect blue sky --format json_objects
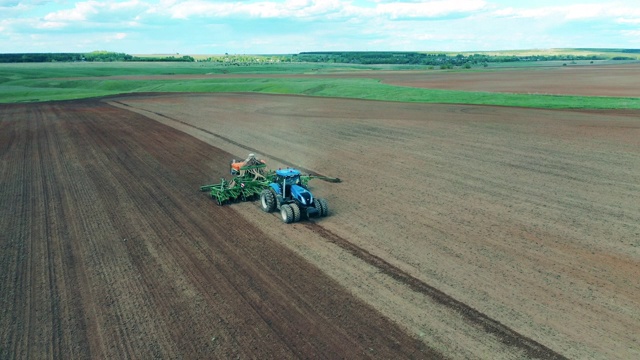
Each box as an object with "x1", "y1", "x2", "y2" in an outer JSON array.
[{"x1": 1, "y1": 0, "x2": 639, "y2": 54}]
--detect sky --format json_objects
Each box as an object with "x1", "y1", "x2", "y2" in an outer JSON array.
[{"x1": 1, "y1": 0, "x2": 640, "y2": 54}]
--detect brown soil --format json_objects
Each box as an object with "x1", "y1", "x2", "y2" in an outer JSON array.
[
  {"x1": 0, "y1": 100, "x2": 439, "y2": 359},
  {"x1": 373, "y1": 63, "x2": 640, "y2": 97},
  {"x1": 2, "y1": 64, "x2": 639, "y2": 359},
  {"x1": 110, "y1": 92, "x2": 640, "y2": 359}
]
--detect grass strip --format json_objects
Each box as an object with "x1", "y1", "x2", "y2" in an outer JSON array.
[{"x1": 2, "y1": 77, "x2": 639, "y2": 110}]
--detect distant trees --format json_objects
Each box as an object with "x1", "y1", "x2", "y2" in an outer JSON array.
[
  {"x1": 0, "y1": 51, "x2": 194, "y2": 63},
  {"x1": 0, "y1": 50, "x2": 635, "y2": 65},
  {"x1": 203, "y1": 54, "x2": 290, "y2": 65},
  {"x1": 0, "y1": 53, "x2": 84, "y2": 63},
  {"x1": 128, "y1": 55, "x2": 195, "y2": 62},
  {"x1": 291, "y1": 51, "x2": 616, "y2": 67},
  {"x1": 83, "y1": 51, "x2": 133, "y2": 62}
]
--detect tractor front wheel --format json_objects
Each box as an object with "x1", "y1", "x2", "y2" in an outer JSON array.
[
  {"x1": 315, "y1": 198, "x2": 329, "y2": 217},
  {"x1": 260, "y1": 189, "x2": 276, "y2": 212},
  {"x1": 290, "y1": 203, "x2": 301, "y2": 222},
  {"x1": 280, "y1": 204, "x2": 294, "y2": 223}
]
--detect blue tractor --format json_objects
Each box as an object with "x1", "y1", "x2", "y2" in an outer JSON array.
[{"x1": 260, "y1": 168, "x2": 329, "y2": 223}]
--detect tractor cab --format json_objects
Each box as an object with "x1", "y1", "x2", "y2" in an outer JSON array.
[
  {"x1": 276, "y1": 168, "x2": 301, "y2": 184},
  {"x1": 275, "y1": 168, "x2": 302, "y2": 197}
]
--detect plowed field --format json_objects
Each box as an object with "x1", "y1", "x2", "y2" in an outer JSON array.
[
  {"x1": 0, "y1": 101, "x2": 438, "y2": 359},
  {"x1": 371, "y1": 63, "x2": 640, "y2": 97},
  {"x1": 111, "y1": 93, "x2": 640, "y2": 359},
  {"x1": 2, "y1": 70, "x2": 640, "y2": 359}
]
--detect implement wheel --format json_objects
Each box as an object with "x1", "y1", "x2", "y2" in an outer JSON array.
[
  {"x1": 260, "y1": 189, "x2": 276, "y2": 212},
  {"x1": 280, "y1": 204, "x2": 294, "y2": 224}
]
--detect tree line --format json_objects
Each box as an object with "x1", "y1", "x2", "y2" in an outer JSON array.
[
  {"x1": 1, "y1": 50, "x2": 637, "y2": 65},
  {"x1": 293, "y1": 51, "x2": 635, "y2": 67},
  {"x1": 0, "y1": 51, "x2": 194, "y2": 63}
]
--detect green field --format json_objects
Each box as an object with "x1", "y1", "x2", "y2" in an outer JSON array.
[{"x1": 1, "y1": 61, "x2": 639, "y2": 109}]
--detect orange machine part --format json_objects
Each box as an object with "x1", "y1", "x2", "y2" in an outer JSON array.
[
  {"x1": 231, "y1": 162, "x2": 244, "y2": 172},
  {"x1": 231, "y1": 159, "x2": 266, "y2": 172}
]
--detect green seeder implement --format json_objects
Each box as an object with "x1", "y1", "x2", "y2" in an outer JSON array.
[
  {"x1": 200, "y1": 154, "x2": 273, "y2": 205},
  {"x1": 200, "y1": 153, "x2": 340, "y2": 206},
  {"x1": 200, "y1": 177, "x2": 271, "y2": 205}
]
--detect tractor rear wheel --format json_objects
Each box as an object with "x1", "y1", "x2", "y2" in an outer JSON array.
[
  {"x1": 260, "y1": 189, "x2": 276, "y2": 212},
  {"x1": 280, "y1": 204, "x2": 294, "y2": 223},
  {"x1": 290, "y1": 203, "x2": 301, "y2": 222}
]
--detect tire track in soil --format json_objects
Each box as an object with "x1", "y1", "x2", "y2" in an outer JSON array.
[
  {"x1": 37, "y1": 107, "x2": 64, "y2": 360},
  {"x1": 29, "y1": 105, "x2": 62, "y2": 358},
  {"x1": 303, "y1": 222, "x2": 567, "y2": 360},
  {"x1": 110, "y1": 100, "x2": 336, "y2": 181},
  {"x1": 113, "y1": 99, "x2": 567, "y2": 359}
]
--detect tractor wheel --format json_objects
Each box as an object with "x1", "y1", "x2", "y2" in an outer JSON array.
[
  {"x1": 316, "y1": 198, "x2": 329, "y2": 217},
  {"x1": 260, "y1": 189, "x2": 276, "y2": 212},
  {"x1": 290, "y1": 203, "x2": 301, "y2": 222},
  {"x1": 280, "y1": 204, "x2": 294, "y2": 224},
  {"x1": 313, "y1": 199, "x2": 322, "y2": 216}
]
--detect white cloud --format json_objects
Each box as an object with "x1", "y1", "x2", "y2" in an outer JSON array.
[
  {"x1": 163, "y1": 1, "x2": 231, "y2": 19},
  {"x1": 44, "y1": 1, "x2": 98, "y2": 22},
  {"x1": 38, "y1": 21, "x2": 67, "y2": 29},
  {"x1": 564, "y1": 4, "x2": 605, "y2": 20},
  {"x1": 621, "y1": 29, "x2": 640, "y2": 37},
  {"x1": 43, "y1": 0, "x2": 148, "y2": 25},
  {"x1": 161, "y1": 0, "x2": 346, "y2": 19},
  {"x1": 106, "y1": 32, "x2": 128, "y2": 41},
  {"x1": 375, "y1": 0, "x2": 487, "y2": 19},
  {"x1": 3, "y1": 0, "x2": 640, "y2": 53},
  {"x1": 492, "y1": 2, "x2": 640, "y2": 22},
  {"x1": 617, "y1": 17, "x2": 640, "y2": 24},
  {"x1": 160, "y1": 0, "x2": 487, "y2": 20}
]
